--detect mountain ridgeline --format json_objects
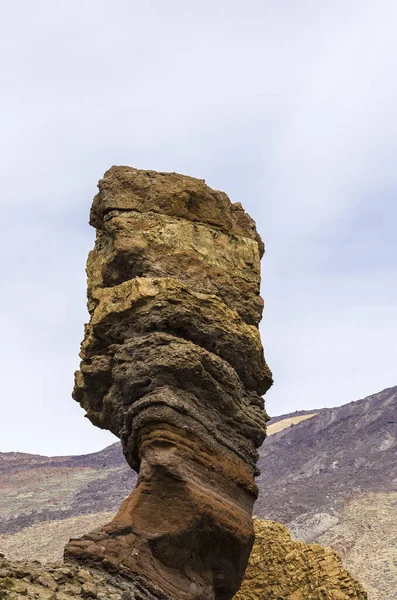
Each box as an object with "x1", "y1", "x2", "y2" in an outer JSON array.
[{"x1": 0, "y1": 386, "x2": 395, "y2": 598}]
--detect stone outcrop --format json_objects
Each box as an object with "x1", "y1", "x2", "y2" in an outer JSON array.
[
  {"x1": 234, "y1": 518, "x2": 367, "y2": 600},
  {"x1": 0, "y1": 520, "x2": 367, "y2": 600},
  {"x1": 65, "y1": 167, "x2": 272, "y2": 600},
  {"x1": 0, "y1": 553, "x2": 145, "y2": 600}
]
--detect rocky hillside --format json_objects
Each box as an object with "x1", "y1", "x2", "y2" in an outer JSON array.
[
  {"x1": 255, "y1": 385, "x2": 397, "y2": 533},
  {"x1": 0, "y1": 445, "x2": 134, "y2": 535},
  {"x1": 0, "y1": 385, "x2": 395, "y2": 598},
  {"x1": 254, "y1": 385, "x2": 397, "y2": 600},
  {"x1": 235, "y1": 518, "x2": 366, "y2": 600},
  {"x1": 0, "y1": 522, "x2": 366, "y2": 600}
]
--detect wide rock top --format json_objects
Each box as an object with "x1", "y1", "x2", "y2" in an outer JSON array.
[{"x1": 90, "y1": 166, "x2": 264, "y2": 256}]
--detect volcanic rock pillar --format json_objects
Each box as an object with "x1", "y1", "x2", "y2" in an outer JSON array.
[{"x1": 65, "y1": 167, "x2": 273, "y2": 600}]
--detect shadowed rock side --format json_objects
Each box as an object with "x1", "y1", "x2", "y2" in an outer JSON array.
[
  {"x1": 234, "y1": 518, "x2": 367, "y2": 600},
  {"x1": 64, "y1": 167, "x2": 272, "y2": 600}
]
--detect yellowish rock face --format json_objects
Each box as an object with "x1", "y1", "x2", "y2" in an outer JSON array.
[
  {"x1": 87, "y1": 209, "x2": 264, "y2": 325},
  {"x1": 234, "y1": 518, "x2": 367, "y2": 600},
  {"x1": 266, "y1": 413, "x2": 318, "y2": 435},
  {"x1": 90, "y1": 211, "x2": 261, "y2": 283}
]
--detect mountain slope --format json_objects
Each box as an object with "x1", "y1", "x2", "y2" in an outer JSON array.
[
  {"x1": 255, "y1": 385, "x2": 397, "y2": 532},
  {"x1": 0, "y1": 445, "x2": 135, "y2": 534},
  {"x1": 0, "y1": 386, "x2": 395, "y2": 599}
]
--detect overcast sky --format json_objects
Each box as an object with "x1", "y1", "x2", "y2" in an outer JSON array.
[{"x1": 1, "y1": 1, "x2": 396, "y2": 456}]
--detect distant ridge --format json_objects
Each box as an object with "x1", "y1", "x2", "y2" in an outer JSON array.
[
  {"x1": 0, "y1": 386, "x2": 395, "y2": 599},
  {"x1": 1, "y1": 386, "x2": 395, "y2": 535},
  {"x1": 255, "y1": 385, "x2": 397, "y2": 526}
]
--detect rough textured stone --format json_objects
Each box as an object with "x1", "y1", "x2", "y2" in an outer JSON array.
[
  {"x1": 235, "y1": 518, "x2": 367, "y2": 600},
  {"x1": 35, "y1": 574, "x2": 57, "y2": 591},
  {"x1": 81, "y1": 581, "x2": 97, "y2": 597},
  {"x1": 0, "y1": 556, "x2": 141, "y2": 600},
  {"x1": 64, "y1": 167, "x2": 272, "y2": 600},
  {"x1": 0, "y1": 520, "x2": 368, "y2": 600}
]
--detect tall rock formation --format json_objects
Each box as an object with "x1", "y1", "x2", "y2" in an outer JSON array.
[{"x1": 64, "y1": 167, "x2": 272, "y2": 600}]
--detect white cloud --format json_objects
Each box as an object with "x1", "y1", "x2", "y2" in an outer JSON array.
[{"x1": 0, "y1": 0, "x2": 396, "y2": 454}]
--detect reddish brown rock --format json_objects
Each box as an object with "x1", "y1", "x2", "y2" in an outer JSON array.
[{"x1": 65, "y1": 167, "x2": 272, "y2": 600}]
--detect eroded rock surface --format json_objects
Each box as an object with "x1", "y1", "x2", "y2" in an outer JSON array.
[
  {"x1": 65, "y1": 167, "x2": 272, "y2": 600},
  {"x1": 0, "y1": 554, "x2": 146, "y2": 600},
  {"x1": 234, "y1": 518, "x2": 367, "y2": 600}
]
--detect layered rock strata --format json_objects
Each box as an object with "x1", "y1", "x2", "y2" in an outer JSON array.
[
  {"x1": 65, "y1": 167, "x2": 272, "y2": 600},
  {"x1": 234, "y1": 518, "x2": 367, "y2": 600}
]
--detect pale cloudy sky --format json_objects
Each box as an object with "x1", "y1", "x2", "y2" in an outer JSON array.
[{"x1": 1, "y1": 1, "x2": 396, "y2": 455}]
